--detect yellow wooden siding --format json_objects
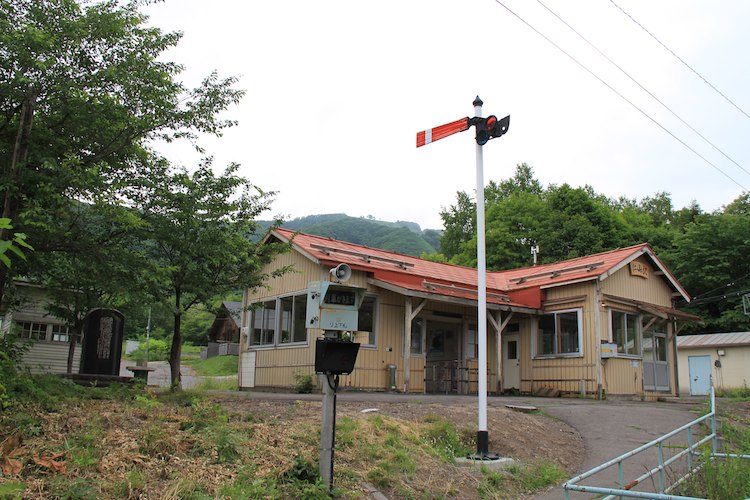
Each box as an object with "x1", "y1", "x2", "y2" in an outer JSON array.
[
  {"x1": 522, "y1": 284, "x2": 600, "y2": 395},
  {"x1": 603, "y1": 357, "x2": 643, "y2": 395},
  {"x1": 601, "y1": 256, "x2": 674, "y2": 307}
]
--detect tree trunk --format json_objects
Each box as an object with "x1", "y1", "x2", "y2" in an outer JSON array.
[
  {"x1": 0, "y1": 92, "x2": 37, "y2": 307},
  {"x1": 169, "y1": 292, "x2": 183, "y2": 391},
  {"x1": 67, "y1": 319, "x2": 83, "y2": 374}
]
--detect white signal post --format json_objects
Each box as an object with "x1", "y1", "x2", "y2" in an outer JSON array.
[
  {"x1": 473, "y1": 96, "x2": 492, "y2": 459},
  {"x1": 417, "y1": 96, "x2": 508, "y2": 460}
]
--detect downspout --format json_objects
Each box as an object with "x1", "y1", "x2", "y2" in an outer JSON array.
[{"x1": 595, "y1": 281, "x2": 603, "y2": 400}]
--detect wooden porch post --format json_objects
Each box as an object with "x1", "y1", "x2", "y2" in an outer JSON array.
[
  {"x1": 489, "y1": 310, "x2": 514, "y2": 394},
  {"x1": 402, "y1": 297, "x2": 426, "y2": 392},
  {"x1": 403, "y1": 298, "x2": 412, "y2": 392}
]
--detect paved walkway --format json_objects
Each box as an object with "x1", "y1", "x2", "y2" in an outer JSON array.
[{"x1": 119, "y1": 360, "x2": 202, "y2": 389}]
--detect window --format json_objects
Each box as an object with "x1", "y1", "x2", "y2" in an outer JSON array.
[
  {"x1": 357, "y1": 295, "x2": 377, "y2": 346},
  {"x1": 507, "y1": 340, "x2": 518, "y2": 361},
  {"x1": 611, "y1": 311, "x2": 640, "y2": 355},
  {"x1": 467, "y1": 323, "x2": 478, "y2": 359},
  {"x1": 279, "y1": 294, "x2": 307, "y2": 344},
  {"x1": 410, "y1": 318, "x2": 424, "y2": 354},
  {"x1": 19, "y1": 321, "x2": 47, "y2": 340},
  {"x1": 51, "y1": 324, "x2": 80, "y2": 343},
  {"x1": 251, "y1": 300, "x2": 276, "y2": 346},
  {"x1": 536, "y1": 310, "x2": 581, "y2": 356}
]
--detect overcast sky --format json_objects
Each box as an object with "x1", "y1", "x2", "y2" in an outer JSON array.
[{"x1": 141, "y1": 0, "x2": 750, "y2": 230}]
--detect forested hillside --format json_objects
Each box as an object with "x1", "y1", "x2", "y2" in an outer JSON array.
[{"x1": 260, "y1": 214, "x2": 440, "y2": 256}]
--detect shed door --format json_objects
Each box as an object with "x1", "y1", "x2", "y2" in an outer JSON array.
[
  {"x1": 688, "y1": 355, "x2": 711, "y2": 396},
  {"x1": 503, "y1": 334, "x2": 520, "y2": 390}
]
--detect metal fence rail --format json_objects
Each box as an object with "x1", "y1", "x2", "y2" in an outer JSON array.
[{"x1": 563, "y1": 387, "x2": 750, "y2": 499}]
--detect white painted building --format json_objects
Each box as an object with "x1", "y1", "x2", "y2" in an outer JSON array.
[{"x1": 676, "y1": 332, "x2": 750, "y2": 395}]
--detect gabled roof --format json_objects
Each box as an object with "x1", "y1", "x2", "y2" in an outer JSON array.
[
  {"x1": 494, "y1": 244, "x2": 691, "y2": 301},
  {"x1": 677, "y1": 332, "x2": 750, "y2": 349},
  {"x1": 269, "y1": 228, "x2": 692, "y2": 311},
  {"x1": 222, "y1": 301, "x2": 243, "y2": 327}
]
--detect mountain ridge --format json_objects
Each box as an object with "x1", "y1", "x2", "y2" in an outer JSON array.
[{"x1": 259, "y1": 214, "x2": 442, "y2": 257}]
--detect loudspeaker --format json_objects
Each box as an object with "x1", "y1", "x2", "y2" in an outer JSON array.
[{"x1": 329, "y1": 263, "x2": 352, "y2": 282}]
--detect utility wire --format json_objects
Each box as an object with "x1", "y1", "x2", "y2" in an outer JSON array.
[
  {"x1": 690, "y1": 272, "x2": 750, "y2": 301},
  {"x1": 688, "y1": 288, "x2": 750, "y2": 307},
  {"x1": 491, "y1": 0, "x2": 748, "y2": 192},
  {"x1": 609, "y1": 0, "x2": 750, "y2": 122},
  {"x1": 536, "y1": 0, "x2": 750, "y2": 179}
]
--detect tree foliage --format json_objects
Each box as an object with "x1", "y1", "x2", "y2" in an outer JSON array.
[
  {"x1": 130, "y1": 161, "x2": 288, "y2": 389},
  {"x1": 0, "y1": 0, "x2": 243, "y2": 305},
  {"x1": 439, "y1": 163, "x2": 750, "y2": 332}
]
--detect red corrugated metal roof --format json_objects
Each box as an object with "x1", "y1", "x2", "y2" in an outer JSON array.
[{"x1": 270, "y1": 228, "x2": 690, "y2": 309}]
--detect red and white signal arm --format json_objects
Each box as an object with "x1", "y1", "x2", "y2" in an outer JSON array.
[{"x1": 416, "y1": 117, "x2": 469, "y2": 148}]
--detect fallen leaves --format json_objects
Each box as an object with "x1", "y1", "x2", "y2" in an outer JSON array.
[
  {"x1": 1, "y1": 428, "x2": 23, "y2": 476},
  {"x1": 32, "y1": 451, "x2": 66, "y2": 473}
]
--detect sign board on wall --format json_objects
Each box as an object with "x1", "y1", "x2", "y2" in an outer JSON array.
[{"x1": 629, "y1": 261, "x2": 649, "y2": 279}]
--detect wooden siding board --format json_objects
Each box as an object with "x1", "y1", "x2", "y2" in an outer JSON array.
[
  {"x1": 20, "y1": 342, "x2": 82, "y2": 374},
  {"x1": 601, "y1": 256, "x2": 674, "y2": 307}
]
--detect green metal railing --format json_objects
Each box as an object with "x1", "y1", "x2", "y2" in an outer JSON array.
[{"x1": 563, "y1": 386, "x2": 750, "y2": 499}]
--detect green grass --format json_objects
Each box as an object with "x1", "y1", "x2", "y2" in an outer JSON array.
[
  {"x1": 183, "y1": 355, "x2": 238, "y2": 376},
  {"x1": 195, "y1": 377, "x2": 238, "y2": 391},
  {"x1": 478, "y1": 461, "x2": 566, "y2": 499}
]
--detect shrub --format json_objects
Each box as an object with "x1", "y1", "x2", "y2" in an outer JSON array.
[
  {"x1": 293, "y1": 372, "x2": 314, "y2": 394},
  {"x1": 129, "y1": 338, "x2": 170, "y2": 362}
]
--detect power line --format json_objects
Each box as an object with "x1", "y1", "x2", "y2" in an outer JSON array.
[
  {"x1": 690, "y1": 272, "x2": 750, "y2": 301},
  {"x1": 688, "y1": 288, "x2": 750, "y2": 307},
  {"x1": 608, "y1": 0, "x2": 750, "y2": 122},
  {"x1": 536, "y1": 0, "x2": 750, "y2": 179},
  {"x1": 491, "y1": 0, "x2": 749, "y2": 192}
]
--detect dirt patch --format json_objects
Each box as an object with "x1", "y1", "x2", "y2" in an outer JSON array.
[{"x1": 0, "y1": 394, "x2": 584, "y2": 499}]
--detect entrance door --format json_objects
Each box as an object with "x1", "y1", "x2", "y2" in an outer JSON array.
[
  {"x1": 688, "y1": 355, "x2": 711, "y2": 396},
  {"x1": 503, "y1": 333, "x2": 520, "y2": 391},
  {"x1": 643, "y1": 327, "x2": 670, "y2": 391},
  {"x1": 425, "y1": 320, "x2": 459, "y2": 393}
]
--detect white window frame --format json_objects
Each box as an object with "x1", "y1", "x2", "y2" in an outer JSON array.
[
  {"x1": 51, "y1": 324, "x2": 80, "y2": 343},
  {"x1": 609, "y1": 309, "x2": 641, "y2": 357},
  {"x1": 533, "y1": 308, "x2": 583, "y2": 358},
  {"x1": 278, "y1": 293, "x2": 308, "y2": 345},
  {"x1": 249, "y1": 299, "x2": 277, "y2": 348},
  {"x1": 18, "y1": 321, "x2": 48, "y2": 341},
  {"x1": 250, "y1": 292, "x2": 311, "y2": 348}
]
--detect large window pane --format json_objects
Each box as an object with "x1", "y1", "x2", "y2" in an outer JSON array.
[
  {"x1": 538, "y1": 315, "x2": 555, "y2": 355},
  {"x1": 279, "y1": 296, "x2": 293, "y2": 343},
  {"x1": 292, "y1": 294, "x2": 307, "y2": 343},
  {"x1": 536, "y1": 310, "x2": 581, "y2": 356},
  {"x1": 612, "y1": 311, "x2": 640, "y2": 355},
  {"x1": 558, "y1": 312, "x2": 579, "y2": 354},
  {"x1": 357, "y1": 295, "x2": 376, "y2": 346},
  {"x1": 251, "y1": 300, "x2": 275, "y2": 346},
  {"x1": 410, "y1": 318, "x2": 423, "y2": 354}
]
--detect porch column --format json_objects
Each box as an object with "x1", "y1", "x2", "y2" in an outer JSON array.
[
  {"x1": 489, "y1": 310, "x2": 514, "y2": 393},
  {"x1": 402, "y1": 297, "x2": 426, "y2": 392}
]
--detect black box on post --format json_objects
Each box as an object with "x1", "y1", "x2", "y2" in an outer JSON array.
[{"x1": 315, "y1": 339, "x2": 360, "y2": 375}]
